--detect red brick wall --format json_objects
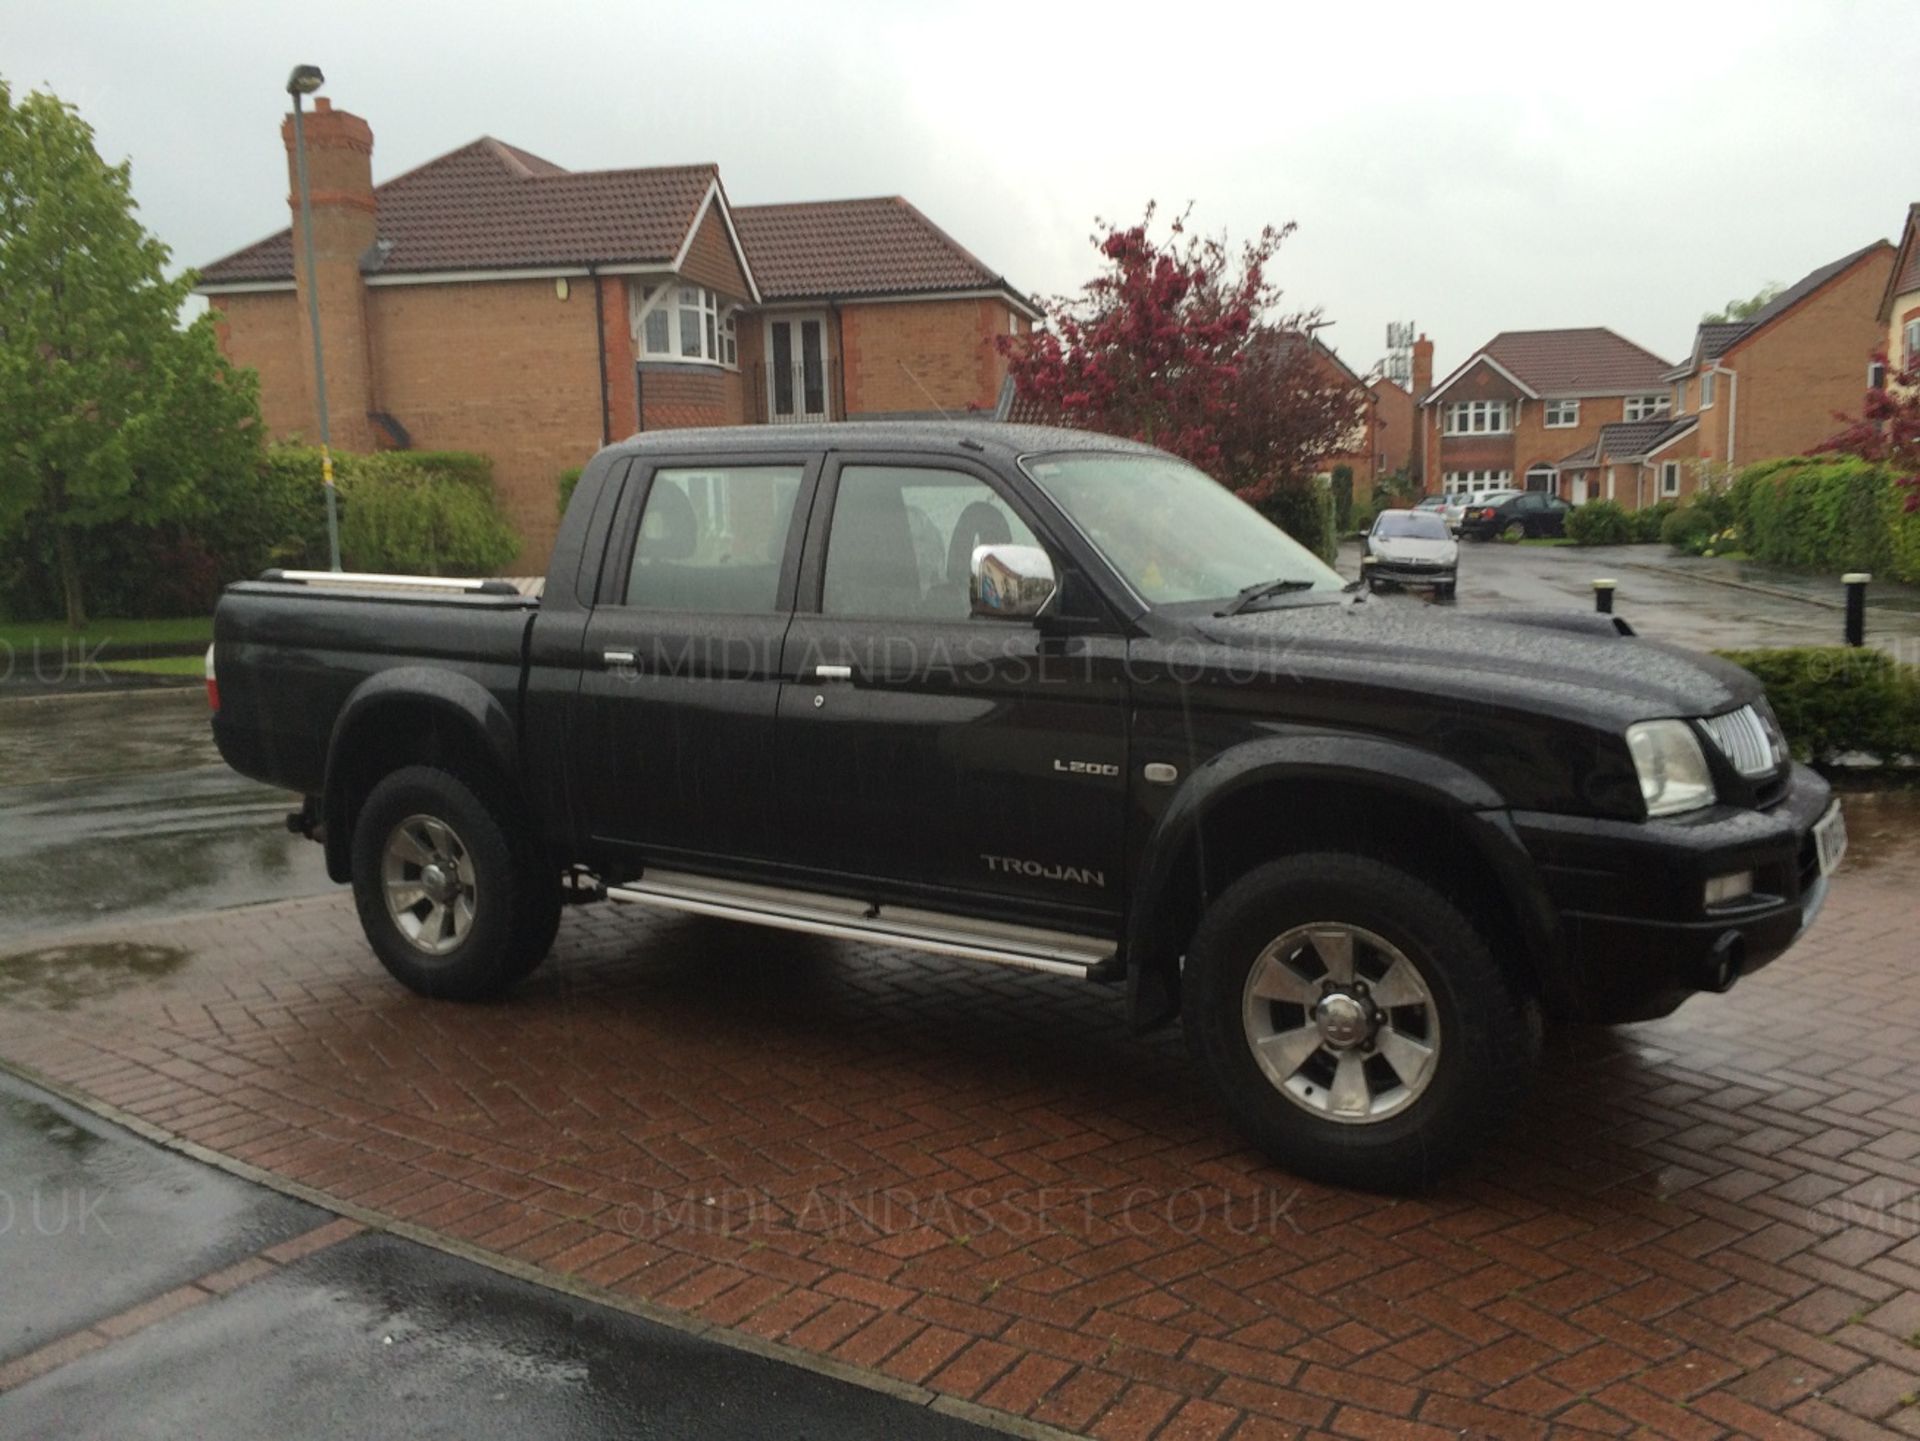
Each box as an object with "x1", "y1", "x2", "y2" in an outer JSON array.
[
  {"x1": 839, "y1": 297, "x2": 1024, "y2": 416},
  {"x1": 1370, "y1": 381, "x2": 1414, "y2": 478},
  {"x1": 679, "y1": 200, "x2": 750, "y2": 300},
  {"x1": 1728, "y1": 248, "x2": 1893, "y2": 463},
  {"x1": 639, "y1": 366, "x2": 742, "y2": 431},
  {"x1": 598, "y1": 276, "x2": 637, "y2": 439},
  {"x1": 211, "y1": 292, "x2": 309, "y2": 441},
  {"x1": 366, "y1": 277, "x2": 604, "y2": 568}
]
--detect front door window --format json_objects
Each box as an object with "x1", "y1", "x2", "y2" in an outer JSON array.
[{"x1": 767, "y1": 315, "x2": 829, "y2": 422}]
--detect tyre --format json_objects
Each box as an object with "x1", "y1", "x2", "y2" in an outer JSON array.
[
  {"x1": 1183, "y1": 853, "x2": 1536, "y2": 1191},
  {"x1": 1500, "y1": 520, "x2": 1526, "y2": 542},
  {"x1": 1437, "y1": 581, "x2": 1457, "y2": 602},
  {"x1": 350, "y1": 765, "x2": 557, "y2": 1000}
]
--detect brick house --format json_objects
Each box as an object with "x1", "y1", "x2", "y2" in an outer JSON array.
[
  {"x1": 1648, "y1": 240, "x2": 1894, "y2": 496},
  {"x1": 1416, "y1": 328, "x2": 1674, "y2": 503},
  {"x1": 1369, "y1": 377, "x2": 1415, "y2": 482},
  {"x1": 1275, "y1": 334, "x2": 1385, "y2": 489},
  {"x1": 1879, "y1": 203, "x2": 1920, "y2": 377},
  {"x1": 195, "y1": 100, "x2": 1039, "y2": 562}
]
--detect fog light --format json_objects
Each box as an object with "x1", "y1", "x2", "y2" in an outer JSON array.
[{"x1": 1704, "y1": 871, "x2": 1754, "y2": 906}]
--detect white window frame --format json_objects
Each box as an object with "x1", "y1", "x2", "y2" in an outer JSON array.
[
  {"x1": 1700, "y1": 372, "x2": 1716, "y2": 409},
  {"x1": 1623, "y1": 394, "x2": 1670, "y2": 422},
  {"x1": 1442, "y1": 399, "x2": 1510, "y2": 436},
  {"x1": 1660, "y1": 461, "x2": 1681, "y2": 497},
  {"x1": 1543, "y1": 399, "x2": 1579, "y2": 428},
  {"x1": 1904, "y1": 318, "x2": 1920, "y2": 369},
  {"x1": 1525, "y1": 463, "x2": 1558, "y2": 492},
  {"x1": 1672, "y1": 382, "x2": 1685, "y2": 413},
  {"x1": 629, "y1": 281, "x2": 738, "y2": 369},
  {"x1": 1442, "y1": 468, "x2": 1512, "y2": 496}
]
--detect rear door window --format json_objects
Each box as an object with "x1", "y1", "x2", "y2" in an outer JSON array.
[{"x1": 623, "y1": 466, "x2": 804, "y2": 613}]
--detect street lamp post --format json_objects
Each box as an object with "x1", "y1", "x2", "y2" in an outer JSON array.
[{"x1": 287, "y1": 63, "x2": 342, "y2": 571}]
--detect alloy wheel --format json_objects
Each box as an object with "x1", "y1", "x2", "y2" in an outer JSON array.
[
  {"x1": 1240, "y1": 923, "x2": 1441, "y2": 1123},
  {"x1": 382, "y1": 814, "x2": 477, "y2": 955}
]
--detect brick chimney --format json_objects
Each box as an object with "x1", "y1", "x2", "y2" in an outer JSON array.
[
  {"x1": 1411, "y1": 333, "x2": 1435, "y2": 488},
  {"x1": 282, "y1": 97, "x2": 376, "y2": 451}
]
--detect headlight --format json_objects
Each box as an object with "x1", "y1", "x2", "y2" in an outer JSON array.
[{"x1": 1626, "y1": 720, "x2": 1716, "y2": 817}]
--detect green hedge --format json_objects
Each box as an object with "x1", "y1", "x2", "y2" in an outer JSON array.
[
  {"x1": 1716, "y1": 646, "x2": 1920, "y2": 766},
  {"x1": 1630, "y1": 499, "x2": 1675, "y2": 544},
  {"x1": 1727, "y1": 457, "x2": 1920, "y2": 582},
  {"x1": 1259, "y1": 481, "x2": 1338, "y2": 563},
  {"x1": 265, "y1": 447, "x2": 519, "y2": 577},
  {"x1": 558, "y1": 466, "x2": 583, "y2": 518},
  {"x1": 0, "y1": 446, "x2": 518, "y2": 620},
  {"x1": 1566, "y1": 499, "x2": 1633, "y2": 545}
]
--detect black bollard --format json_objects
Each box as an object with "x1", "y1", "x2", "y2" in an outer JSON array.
[
  {"x1": 1843, "y1": 572, "x2": 1869, "y2": 647},
  {"x1": 1593, "y1": 579, "x2": 1616, "y2": 615}
]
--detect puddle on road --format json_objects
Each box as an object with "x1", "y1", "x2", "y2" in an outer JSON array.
[
  {"x1": 1831, "y1": 787, "x2": 1920, "y2": 872},
  {"x1": 0, "y1": 941, "x2": 191, "y2": 1012},
  {"x1": 0, "y1": 1089, "x2": 100, "y2": 1155},
  {"x1": 0, "y1": 690, "x2": 216, "y2": 786}
]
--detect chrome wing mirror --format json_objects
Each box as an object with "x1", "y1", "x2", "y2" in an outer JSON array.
[{"x1": 970, "y1": 544, "x2": 1057, "y2": 620}]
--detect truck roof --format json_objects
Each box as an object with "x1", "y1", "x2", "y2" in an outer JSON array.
[{"x1": 601, "y1": 419, "x2": 1163, "y2": 463}]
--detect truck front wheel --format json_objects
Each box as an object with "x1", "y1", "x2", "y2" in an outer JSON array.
[
  {"x1": 1183, "y1": 853, "x2": 1535, "y2": 1191},
  {"x1": 350, "y1": 765, "x2": 557, "y2": 1000}
]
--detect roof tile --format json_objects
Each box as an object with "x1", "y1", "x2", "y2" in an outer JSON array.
[
  {"x1": 733, "y1": 196, "x2": 1007, "y2": 301},
  {"x1": 199, "y1": 135, "x2": 1021, "y2": 307},
  {"x1": 1478, "y1": 328, "x2": 1672, "y2": 395}
]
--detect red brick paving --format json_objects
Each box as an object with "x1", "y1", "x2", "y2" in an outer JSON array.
[{"x1": 1, "y1": 794, "x2": 1918, "y2": 1437}]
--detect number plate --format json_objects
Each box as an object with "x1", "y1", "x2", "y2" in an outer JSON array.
[{"x1": 1813, "y1": 802, "x2": 1848, "y2": 878}]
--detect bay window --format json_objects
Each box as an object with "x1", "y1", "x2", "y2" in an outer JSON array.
[{"x1": 630, "y1": 282, "x2": 737, "y2": 367}]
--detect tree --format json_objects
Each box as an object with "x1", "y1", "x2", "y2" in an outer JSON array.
[
  {"x1": 996, "y1": 205, "x2": 1365, "y2": 527},
  {"x1": 1701, "y1": 282, "x2": 1782, "y2": 325},
  {"x1": 1817, "y1": 351, "x2": 1920, "y2": 512},
  {"x1": 0, "y1": 79, "x2": 259, "y2": 628}
]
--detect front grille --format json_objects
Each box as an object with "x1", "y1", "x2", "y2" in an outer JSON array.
[{"x1": 1700, "y1": 705, "x2": 1779, "y2": 779}]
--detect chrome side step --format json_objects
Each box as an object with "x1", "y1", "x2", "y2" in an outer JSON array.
[{"x1": 606, "y1": 869, "x2": 1117, "y2": 978}]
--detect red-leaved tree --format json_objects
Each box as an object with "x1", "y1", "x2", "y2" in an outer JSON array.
[
  {"x1": 1817, "y1": 350, "x2": 1920, "y2": 510},
  {"x1": 996, "y1": 205, "x2": 1366, "y2": 513}
]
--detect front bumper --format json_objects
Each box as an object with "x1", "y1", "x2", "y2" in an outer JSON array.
[
  {"x1": 1368, "y1": 559, "x2": 1457, "y2": 586},
  {"x1": 1511, "y1": 763, "x2": 1835, "y2": 1022}
]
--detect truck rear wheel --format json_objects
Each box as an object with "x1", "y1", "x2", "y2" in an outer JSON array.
[
  {"x1": 1183, "y1": 853, "x2": 1535, "y2": 1191},
  {"x1": 350, "y1": 765, "x2": 556, "y2": 1000}
]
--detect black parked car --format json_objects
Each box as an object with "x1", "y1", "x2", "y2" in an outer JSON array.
[{"x1": 1461, "y1": 490, "x2": 1573, "y2": 541}]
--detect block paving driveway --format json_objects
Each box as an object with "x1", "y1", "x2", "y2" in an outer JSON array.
[{"x1": 1, "y1": 792, "x2": 1917, "y2": 1439}]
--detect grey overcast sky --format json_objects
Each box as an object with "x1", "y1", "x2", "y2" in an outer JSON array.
[{"x1": 7, "y1": 0, "x2": 1912, "y2": 380}]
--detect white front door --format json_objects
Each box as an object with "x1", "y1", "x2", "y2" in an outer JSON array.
[
  {"x1": 766, "y1": 314, "x2": 830, "y2": 422},
  {"x1": 1571, "y1": 474, "x2": 1588, "y2": 504}
]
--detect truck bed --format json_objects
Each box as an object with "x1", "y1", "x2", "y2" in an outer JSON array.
[{"x1": 211, "y1": 574, "x2": 539, "y2": 799}]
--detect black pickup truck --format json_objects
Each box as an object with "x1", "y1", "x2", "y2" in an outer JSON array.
[{"x1": 209, "y1": 422, "x2": 1846, "y2": 1190}]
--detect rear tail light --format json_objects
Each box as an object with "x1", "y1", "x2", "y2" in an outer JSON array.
[{"x1": 205, "y1": 644, "x2": 219, "y2": 713}]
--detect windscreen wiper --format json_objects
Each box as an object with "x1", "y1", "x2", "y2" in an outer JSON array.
[{"x1": 1218, "y1": 578, "x2": 1318, "y2": 616}]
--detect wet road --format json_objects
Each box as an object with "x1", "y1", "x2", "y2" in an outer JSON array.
[
  {"x1": 0, "y1": 691, "x2": 333, "y2": 943},
  {"x1": 0, "y1": 1072, "x2": 994, "y2": 1439},
  {"x1": 1345, "y1": 538, "x2": 1920, "y2": 655},
  {"x1": 0, "y1": 1071, "x2": 324, "y2": 1362}
]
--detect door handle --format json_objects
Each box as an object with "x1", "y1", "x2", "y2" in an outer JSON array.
[
  {"x1": 806, "y1": 665, "x2": 853, "y2": 683},
  {"x1": 603, "y1": 649, "x2": 638, "y2": 670}
]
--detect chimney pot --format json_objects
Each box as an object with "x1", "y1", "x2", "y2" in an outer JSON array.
[{"x1": 315, "y1": 97, "x2": 332, "y2": 113}]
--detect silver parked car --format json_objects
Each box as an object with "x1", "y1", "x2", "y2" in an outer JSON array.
[
  {"x1": 1365, "y1": 508, "x2": 1459, "y2": 600},
  {"x1": 1442, "y1": 487, "x2": 1519, "y2": 534}
]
